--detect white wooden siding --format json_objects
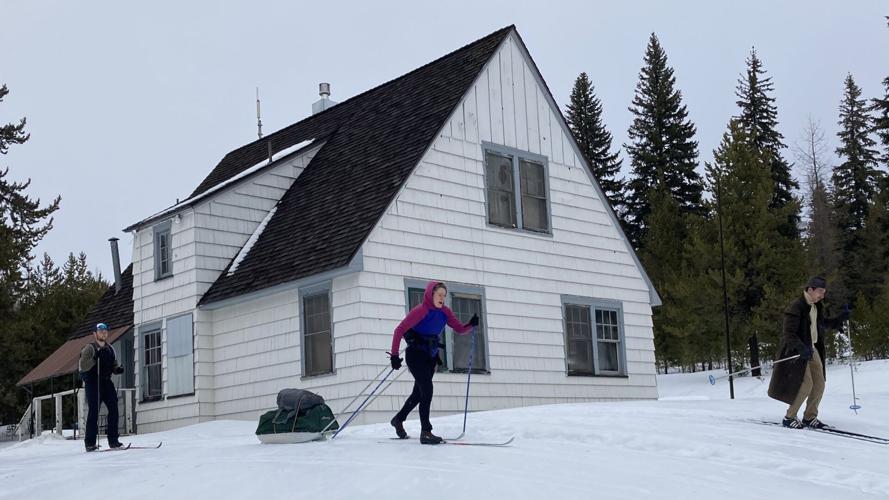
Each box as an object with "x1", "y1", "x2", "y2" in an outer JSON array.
[
  {"x1": 132, "y1": 145, "x2": 321, "y2": 432},
  {"x1": 353, "y1": 31, "x2": 657, "y2": 424}
]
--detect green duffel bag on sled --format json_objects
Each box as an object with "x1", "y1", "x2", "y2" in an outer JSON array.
[{"x1": 255, "y1": 403, "x2": 339, "y2": 444}]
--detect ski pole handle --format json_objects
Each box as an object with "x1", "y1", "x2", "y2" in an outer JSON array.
[{"x1": 708, "y1": 354, "x2": 800, "y2": 385}]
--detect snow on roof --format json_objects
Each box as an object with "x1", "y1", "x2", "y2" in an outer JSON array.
[
  {"x1": 127, "y1": 139, "x2": 315, "y2": 231},
  {"x1": 227, "y1": 205, "x2": 278, "y2": 276}
]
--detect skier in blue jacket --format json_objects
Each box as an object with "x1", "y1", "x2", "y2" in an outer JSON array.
[{"x1": 389, "y1": 281, "x2": 478, "y2": 444}]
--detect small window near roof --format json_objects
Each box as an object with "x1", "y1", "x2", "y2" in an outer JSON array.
[
  {"x1": 153, "y1": 221, "x2": 172, "y2": 280},
  {"x1": 485, "y1": 151, "x2": 517, "y2": 228},
  {"x1": 483, "y1": 143, "x2": 551, "y2": 233}
]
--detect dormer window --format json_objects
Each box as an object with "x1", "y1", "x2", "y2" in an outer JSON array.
[{"x1": 154, "y1": 220, "x2": 172, "y2": 280}]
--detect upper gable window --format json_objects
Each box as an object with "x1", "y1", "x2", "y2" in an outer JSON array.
[
  {"x1": 153, "y1": 220, "x2": 172, "y2": 281},
  {"x1": 483, "y1": 143, "x2": 551, "y2": 234}
]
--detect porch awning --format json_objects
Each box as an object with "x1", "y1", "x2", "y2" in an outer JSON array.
[{"x1": 17, "y1": 325, "x2": 132, "y2": 386}]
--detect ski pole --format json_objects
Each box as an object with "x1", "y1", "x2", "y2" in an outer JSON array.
[
  {"x1": 445, "y1": 325, "x2": 477, "y2": 442},
  {"x1": 96, "y1": 348, "x2": 101, "y2": 447},
  {"x1": 325, "y1": 365, "x2": 388, "y2": 425},
  {"x1": 708, "y1": 354, "x2": 800, "y2": 385},
  {"x1": 460, "y1": 326, "x2": 476, "y2": 435},
  {"x1": 321, "y1": 366, "x2": 406, "y2": 435},
  {"x1": 846, "y1": 318, "x2": 861, "y2": 412},
  {"x1": 331, "y1": 367, "x2": 395, "y2": 439}
]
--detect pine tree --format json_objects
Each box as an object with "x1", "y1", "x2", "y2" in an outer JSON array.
[
  {"x1": 566, "y1": 72, "x2": 626, "y2": 215},
  {"x1": 735, "y1": 48, "x2": 800, "y2": 238},
  {"x1": 0, "y1": 253, "x2": 107, "y2": 422},
  {"x1": 625, "y1": 33, "x2": 703, "y2": 249},
  {"x1": 874, "y1": 77, "x2": 889, "y2": 168},
  {"x1": 0, "y1": 84, "x2": 60, "y2": 313},
  {"x1": 702, "y1": 121, "x2": 804, "y2": 373},
  {"x1": 0, "y1": 84, "x2": 61, "y2": 422},
  {"x1": 873, "y1": 17, "x2": 889, "y2": 169},
  {"x1": 832, "y1": 74, "x2": 883, "y2": 306},
  {"x1": 639, "y1": 181, "x2": 685, "y2": 373}
]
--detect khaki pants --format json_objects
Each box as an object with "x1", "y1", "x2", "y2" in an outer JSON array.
[{"x1": 786, "y1": 349, "x2": 825, "y2": 421}]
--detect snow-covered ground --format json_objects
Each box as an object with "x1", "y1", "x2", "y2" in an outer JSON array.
[{"x1": 1, "y1": 360, "x2": 886, "y2": 500}]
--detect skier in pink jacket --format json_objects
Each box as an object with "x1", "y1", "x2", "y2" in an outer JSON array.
[{"x1": 389, "y1": 281, "x2": 477, "y2": 444}]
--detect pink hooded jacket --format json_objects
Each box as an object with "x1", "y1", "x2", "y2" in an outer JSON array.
[{"x1": 390, "y1": 281, "x2": 473, "y2": 357}]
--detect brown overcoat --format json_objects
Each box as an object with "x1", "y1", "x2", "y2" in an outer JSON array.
[{"x1": 767, "y1": 296, "x2": 844, "y2": 404}]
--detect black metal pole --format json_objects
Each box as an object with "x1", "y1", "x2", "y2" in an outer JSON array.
[{"x1": 715, "y1": 173, "x2": 734, "y2": 399}]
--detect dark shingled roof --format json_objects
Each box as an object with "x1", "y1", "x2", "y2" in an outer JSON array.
[{"x1": 198, "y1": 26, "x2": 513, "y2": 306}]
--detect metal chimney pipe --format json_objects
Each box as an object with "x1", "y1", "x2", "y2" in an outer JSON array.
[{"x1": 109, "y1": 237, "x2": 122, "y2": 294}]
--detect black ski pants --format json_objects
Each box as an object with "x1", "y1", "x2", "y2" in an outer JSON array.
[
  {"x1": 393, "y1": 347, "x2": 438, "y2": 432},
  {"x1": 84, "y1": 378, "x2": 119, "y2": 447}
]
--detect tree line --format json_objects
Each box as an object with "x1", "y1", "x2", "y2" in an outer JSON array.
[
  {"x1": 0, "y1": 84, "x2": 107, "y2": 423},
  {"x1": 566, "y1": 29, "x2": 889, "y2": 374}
]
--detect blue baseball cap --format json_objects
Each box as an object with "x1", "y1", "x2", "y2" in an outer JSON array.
[{"x1": 95, "y1": 323, "x2": 109, "y2": 331}]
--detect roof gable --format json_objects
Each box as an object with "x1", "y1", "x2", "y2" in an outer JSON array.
[{"x1": 198, "y1": 26, "x2": 513, "y2": 305}]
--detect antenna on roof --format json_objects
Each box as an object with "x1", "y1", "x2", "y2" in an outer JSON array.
[{"x1": 256, "y1": 87, "x2": 263, "y2": 140}]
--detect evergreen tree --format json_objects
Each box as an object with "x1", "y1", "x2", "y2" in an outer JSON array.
[
  {"x1": 0, "y1": 253, "x2": 107, "y2": 422},
  {"x1": 700, "y1": 121, "x2": 804, "y2": 373},
  {"x1": 566, "y1": 72, "x2": 626, "y2": 215},
  {"x1": 0, "y1": 84, "x2": 59, "y2": 314},
  {"x1": 734, "y1": 48, "x2": 800, "y2": 238},
  {"x1": 625, "y1": 33, "x2": 703, "y2": 249},
  {"x1": 853, "y1": 173, "x2": 889, "y2": 309},
  {"x1": 0, "y1": 84, "x2": 62, "y2": 422},
  {"x1": 832, "y1": 74, "x2": 883, "y2": 306},
  {"x1": 873, "y1": 17, "x2": 889, "y2": 169},
  {"x1": 874, "y1": 76, "x2": 889, "y2": 168},
  {"x1": 639, "y1": 181, "x2": 685, "y2": 373}
]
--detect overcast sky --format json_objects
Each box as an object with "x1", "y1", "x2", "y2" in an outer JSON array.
[{"x1": 2, "y1": 0, "x2": 887, "y2": 280}]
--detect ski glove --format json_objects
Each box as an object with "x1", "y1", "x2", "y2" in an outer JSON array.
[
  {"x1": 469, "y1": 313, "x2": 479, "y2": 326},
  {"x1": 390, "y1": 355, "x2": 403, "y2": 370},
  {"x1": 800, "y1": 345, "x2": 813, "y2": 361},
  {"x1": 112, "y1": 365, "x2": 125, "y2": 375}
]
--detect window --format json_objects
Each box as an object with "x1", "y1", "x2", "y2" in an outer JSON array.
[
  {"x1": 404, "y1": 280, "x2": 488, "y2": 374},
  {"x1": 153, "y1": 221, "x2": 172, "y2": 280},
  {"x1": 565, "y1": 304, "x2": 594, "y2": 375},
  {"x1": 449, "y1": 293, "x2": 487, "y2": 373},
  {"x1": 596, "y1": 309, "x2": 621, "y2": 372},
  {"x1": 166, "y1": 313, "x2": 194, "y2": 396},
  {"x1": 520, "y1": 159, "x2": 547, "y2": 231},
  {"x1": 485, "y1": 151, "x2": 516, "y2": 228},
  {"x1": 141, "y1": 324, "x2": 163, "y2": 401},
  {"x1": 483, "y1": 143, "x2": 550, "y2": 233},
  {"x1": 562, "y1": 297, "x2": 626, "y2": 376},
  {"x1": 117, "y1": 330, "x2": 135, "y2": 389},
  {"x1": 302, "y1": 286, "x2": 333, "y2": 377}
]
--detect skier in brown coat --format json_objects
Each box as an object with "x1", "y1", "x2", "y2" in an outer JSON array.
[{"x1": 767, "y1": 277, "x2": 849, "y2": 429}]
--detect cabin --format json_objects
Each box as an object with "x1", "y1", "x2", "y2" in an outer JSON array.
[{"x1": 23, "y1": 25, "x2": 661, "y2": 435}]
